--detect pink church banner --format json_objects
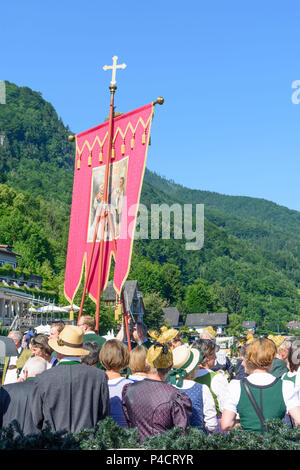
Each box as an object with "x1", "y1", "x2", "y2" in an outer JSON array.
[{"x1": 64, "y1": 103, "x2": 154, "y2": 304}]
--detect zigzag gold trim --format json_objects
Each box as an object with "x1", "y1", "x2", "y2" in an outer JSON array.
[
  {"x1": 75, "y1": 115, "x2": 153, "y2": 165},
  {"x1": 76, "y1": 133, "x2": 109, "y2": 161},
  {"x1": 112, "y1": 115, "x2": 153, "y2": 144}
]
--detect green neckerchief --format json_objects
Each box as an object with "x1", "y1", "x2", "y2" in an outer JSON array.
[
  {"x1": 58, "y1": 361, "x2": 81, "y2": 366},
  {"x1": 25, "y1": 377, "x2": 35, "y2": 381}
]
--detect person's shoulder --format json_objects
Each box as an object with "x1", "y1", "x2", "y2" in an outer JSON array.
[
  {"x1": 81, "y1": 363, "x2": 107, "y2": 380},
  {"x1": 272, "y1": 357, "x2": 287, "y2": 367},
  {"x1": 2, "y1": 379, "x2": 36, "y2": 393},
  {"x1": 226, "y1": 378, "x2": 241, "y2": 394},
  {"x1": 1, "y1": 382, "x2": 19, "y2": 393},
  {"x1": 84, "y1": 333, "x2": 106, "y2": 345},
  {"x1": 122, "y1": 380, "x2": 136, "y2": 396},
  {"x1": 35, "y1": 366, "x2": 58, "y2": 382}
]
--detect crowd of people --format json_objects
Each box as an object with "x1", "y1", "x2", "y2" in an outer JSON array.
[{"x1": 1, "y1": 316, "x2": 300, "y2": 444}]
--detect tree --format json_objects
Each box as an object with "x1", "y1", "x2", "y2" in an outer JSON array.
[
  {"x1": 227, "y1": 313, "x2": 243, "y2": 336},
  {"x1": 224, "y1": 284, "x2": 242, "y2": 315},
  {"x1": 185, "y1": 279, "x2": 215, "y2": 313},
  {"x1": 143, "y1": 292, "x2": 168, "y2": 330},
  {"x1": 160, "y1": 263, "x2": 184, "y2": 303}
]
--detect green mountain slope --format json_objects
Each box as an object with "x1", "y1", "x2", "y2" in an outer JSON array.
[
  {"x1": 0, "y1": 81, "x2": 74, "y2": 205},
  {"x1": 0, "y1": 81, "x2": 299, "y2": 332}
]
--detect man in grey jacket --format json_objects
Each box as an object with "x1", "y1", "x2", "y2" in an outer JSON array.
[
  {"x1": 31, "y1": 325, "x2": 110, "y2": 433},
  {"x1": 0, "y1": 356, "x2": 47, "y2": 435}
]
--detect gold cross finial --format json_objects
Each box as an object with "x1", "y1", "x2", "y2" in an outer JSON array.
[{"x1": 103, "y1": 56, "x2": 127, "y2": 86}]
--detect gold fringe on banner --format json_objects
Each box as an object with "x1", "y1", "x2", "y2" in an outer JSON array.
[
  {"x1": 77, "y1": 151, "x2": 82, "y2": 170},
  {"x1": 131, "y1": 135, "x2": 135, "y2": 150},
  {"x1": 88, "y1": 150, "x2": 92, "y2": 166},
  {"x1": 76, "y1": 115, "x2": 154, "y2": 166},
  {"x1": 115, "y1": 302, "x2": 122, "y2": 321},
  {"x1": 142, "y1": 131, "x2": 146, "y2": 145}
]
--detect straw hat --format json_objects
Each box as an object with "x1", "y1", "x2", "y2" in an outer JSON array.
[
  {"x1": 168, "y1": 344, "x2": 201, "y2": 387},
  {"x1": 48, "y1": 325, "x2": 90, "y2": 356},
  {"x1": 148, "y1": 326, "x2": 179, "y2": 344},
  {"x1": 203, "y1": 326, "x2": 217, "y2": 337},
  {"x1": 146, "y1": 326, "x2": 180, "y2": 369},
  {"x1": 147, "y1": 345, "x2": 173, "y2": 369},
  {"x1": 246, "y1": 333, "x2": 255, "y2": 344},
  {"x1": 267, "y1": 335, "x2": 285, "y2": 349}
]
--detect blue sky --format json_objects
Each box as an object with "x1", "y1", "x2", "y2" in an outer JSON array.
[{"x1": 1, "y1": 0, "x2": 300, "y2": 211}]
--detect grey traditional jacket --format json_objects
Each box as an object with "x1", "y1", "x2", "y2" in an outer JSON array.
[
  {"x1": 0, "y1": 378, "x2": 39, "y2": 435},
  {"x1": 31, "y1": 362, "x2": 110, "y2": 433}
]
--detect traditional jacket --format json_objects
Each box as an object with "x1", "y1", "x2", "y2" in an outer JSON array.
[
  {"x1": 83, "y1": 332, "x2": 106, "y2": 350},
  {"x1": 122, "y1": 378, "x2": 192, "y2": 442},
  {"x1": 0, "y1": 378, "x2": 39, "y2": 435},
  {"x1": 83, "y1": 332, "x2": 106, "y2": 370},
  {"x1": 31, "y1": 361, "x2": 110, "y2": 433},
  {"x1": 270, "y1": 357, "x2": 289, "y2": 378}
]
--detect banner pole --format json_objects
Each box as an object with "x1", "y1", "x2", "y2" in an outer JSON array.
[
  {"x1": 77, "y1": 212, "x2": 102, "y2": 325},
  {"x1": 94, "y1": 84, "x2": 116, "y2": 333},
  {"x1": 121, "y1": 289, "x2": 132, "y2": 351},
  {"x1": 106, "y1": 210, "x2": 132, "y2": 351}
]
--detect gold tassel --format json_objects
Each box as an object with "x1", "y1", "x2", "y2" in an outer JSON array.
[
  {"x1": 111, "y1": 146, "x2": 115, "y2": 159},
  {"x1": 131, "y1": 136, "x2": 135, "y2": 150},
  {"x1": 142, "y1": 131, "x2": 146, "y2": 145},
  {"x1": 99, "y1": 148, "x2": 103, "y2": 163},
  {"x1": 77, "y1": 159, "x2": 81, "y2": 170},
  {"x1": 115, "y1": 303, "x2": 122, "y2": 321},
  {"x1": 121, "y1": 141, "x2": 125, "y2": 155},
  {"x1": 88, "y1": 150, "x2": 92, "y2": 166}
]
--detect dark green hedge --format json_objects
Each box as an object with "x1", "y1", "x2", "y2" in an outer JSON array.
[{"x1": 1, "y1": 418, "x2": 300, "y2": 450}]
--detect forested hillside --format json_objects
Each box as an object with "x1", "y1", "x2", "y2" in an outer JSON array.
[{"x1": 0, "y1": 81, "x2": 299, "y2": 333}]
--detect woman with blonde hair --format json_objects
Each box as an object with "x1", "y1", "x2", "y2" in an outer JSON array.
[
  {"x1": 221, "y1": 337, "x2": 300, "y2": 434},
  {"x1": 127, "y1": 345, "x2": 150, "y2": 382}
]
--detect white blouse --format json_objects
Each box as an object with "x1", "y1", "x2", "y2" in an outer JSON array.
[{"x1": 223, "y1": 372, "x2": 300, "y2": 414}]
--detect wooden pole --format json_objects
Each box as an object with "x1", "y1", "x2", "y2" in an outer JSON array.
[
  {"x1": 121, "y1": 289, "x2": 132, "y2": 351},
  {"x1": 106, "y1": 210, "x2": 132, "y2": 350},
  {"x1": 77, "y1": 212, "x2": 102, "y2": 325},
  {"x1": 94, "y1": 85, "x2": 116, "y2": 333}
]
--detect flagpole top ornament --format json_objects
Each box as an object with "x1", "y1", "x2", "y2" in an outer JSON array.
[
  {"x1": 103, "y1": 55, "x2": 127, "y2": 86},
  {"x1": 153, "y1": 96, "x2": 164, "y2": 106}
]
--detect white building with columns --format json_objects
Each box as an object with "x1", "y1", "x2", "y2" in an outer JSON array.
[{"x1": 0, "y1": 286, "x2": 32, "y2": 327}]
